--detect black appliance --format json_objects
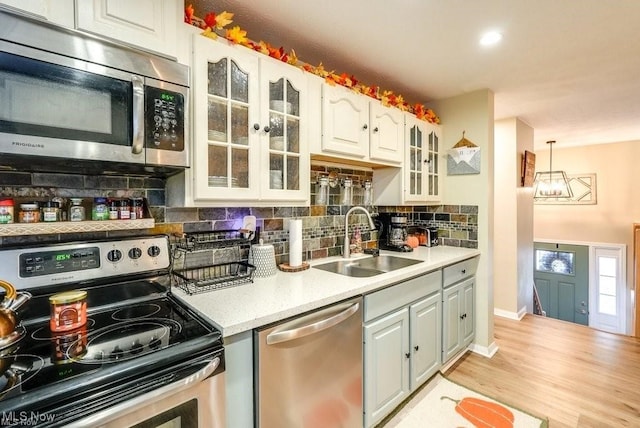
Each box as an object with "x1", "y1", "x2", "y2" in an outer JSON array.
[
  {"x1": 0, "y1": 236, "x2": 223, "y2": 427},
  {"x1": 376, "y1": 213, "x2": 413, "y2": 252},
  {"x1": 0, "y1": 9, "x2": 189, "y2": 177}
]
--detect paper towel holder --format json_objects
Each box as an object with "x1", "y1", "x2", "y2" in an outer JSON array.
[{"x1": 278, "y1": 261, "x2": 310, "y2": 272}]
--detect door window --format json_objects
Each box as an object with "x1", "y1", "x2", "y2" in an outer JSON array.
[
  {"x1": 591, "y1": 246, "x2": 626, "y2": 334},
  {"x1": 535, "y1": 249, "x2": 575, "y2": 275}
]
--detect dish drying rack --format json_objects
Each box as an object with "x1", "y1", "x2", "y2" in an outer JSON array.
[{"x1": 171, "y1": 229, "x2": 256, "y2": 295}]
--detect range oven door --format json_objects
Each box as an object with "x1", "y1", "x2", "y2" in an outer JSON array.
[{"x1": 68, "y1": 356, "x2": 225, "y2": 428}]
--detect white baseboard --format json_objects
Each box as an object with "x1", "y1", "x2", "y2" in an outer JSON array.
[
  {"x1": 439, "y1": 341, "x2": 500, "y2": 374},
  {"x1": 494, "y1": 306, "x2": 527, "y2": 320},
  {"x1": 469, "y1": 341, "x2": 499, "y2": 358}
]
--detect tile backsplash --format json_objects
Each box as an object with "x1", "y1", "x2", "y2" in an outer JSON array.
[{"x1": 0, "y1": 166, "x2": 478, "y2": 264}]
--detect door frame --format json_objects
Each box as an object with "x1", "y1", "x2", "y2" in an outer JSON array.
[{"x1": 535, "y1": 239, "x2": 628, "y2": 334}]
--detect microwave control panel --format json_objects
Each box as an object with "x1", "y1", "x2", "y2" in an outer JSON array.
[{"x1": 145, "y1": 86, "x2": 185, "y2": 151}]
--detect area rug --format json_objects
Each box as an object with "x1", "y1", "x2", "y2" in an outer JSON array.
[{"x1": 389, "y1": 375, "x2": 548, "y2": 428}]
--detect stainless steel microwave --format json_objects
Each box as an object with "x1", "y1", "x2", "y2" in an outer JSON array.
[{"x1": 0, "y1": 9, "x2": 189, "y2": 176}]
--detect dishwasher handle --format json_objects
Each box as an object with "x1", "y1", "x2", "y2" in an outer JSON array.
[{"x1": 266, "y1": 301, "x2": 360, "y2": 345}]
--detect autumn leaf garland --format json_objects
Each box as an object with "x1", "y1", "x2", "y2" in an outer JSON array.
[{"x1": 185, "y1": 4, "x2": 440, "y2": 124}]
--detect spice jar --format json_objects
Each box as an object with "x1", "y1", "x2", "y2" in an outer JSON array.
[
  {"x1": 0, "y1": 198, "x2": 14, "y2": 224},
  {"x1": 19, "y1": 202, "x2": 40, "y2": 223},
  {"x1": 108, "y1": 199, "x2": 119, "y2": 220},
  {"x1": 49, "y1": 290, "x2": 87, "y2": 333},
  {"x1": 130, "y1": 198, "x2": 144, "y2": 220},
  {"x1": 118, "y1": 199, "x2": 131, "y2": 220},
  {"x1": 42, "y1": 201, "x2": 61, "y2": 222},
  {"x1": 92, "y1": 197, "x2": 108, "y2": 221},
  {"x1": 68, "y1": 198, "x2": 85, "y2": 222}
]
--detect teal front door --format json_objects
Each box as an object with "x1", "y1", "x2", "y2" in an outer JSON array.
[{"x1": 533, "y1": 242, "x2": 589, "y2": 326}]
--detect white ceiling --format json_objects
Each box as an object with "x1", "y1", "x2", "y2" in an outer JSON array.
[{"x1": 191, "y1": 0, "x2": 640, "y2": 150}]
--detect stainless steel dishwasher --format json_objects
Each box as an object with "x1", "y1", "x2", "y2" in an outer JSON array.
[{"x1": 255, "y1": 297, "x2": 363, "y2": 428}]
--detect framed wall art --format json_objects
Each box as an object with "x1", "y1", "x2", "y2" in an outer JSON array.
[{"x1": 521, "y1": 150, "x2": 536, "y2": 187}]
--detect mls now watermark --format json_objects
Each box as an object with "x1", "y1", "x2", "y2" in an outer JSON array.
[{"x1": 1, "y1": 411, "x2": 56, "y2": 426}]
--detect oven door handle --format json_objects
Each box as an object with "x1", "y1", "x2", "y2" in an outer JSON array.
[
  {"x1": 131, "y1": 75, "x2": 145, "y2": 155},
  {"x1": 67, "y1": 356, "x2": 221, "y2": 428}
]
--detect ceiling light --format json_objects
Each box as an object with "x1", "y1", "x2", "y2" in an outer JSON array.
[
  {"x1": 479, "y1": 31, "x2": 502, "y2": 46},
  {"x1": 533, "y1": 140, "x2": 573, "y2": 199}
]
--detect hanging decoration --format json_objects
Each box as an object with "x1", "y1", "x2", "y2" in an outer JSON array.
[
  {"x1": 184, "y1": 4, "x2": 440, "y2": 124},
  {"x1": 447, "y1": 131, "x2": 480, "y2": 175}
]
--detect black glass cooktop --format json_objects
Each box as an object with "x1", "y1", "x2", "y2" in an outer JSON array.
[{"x1": 0, "y1": 280, "x2": 222, "y2": 424}]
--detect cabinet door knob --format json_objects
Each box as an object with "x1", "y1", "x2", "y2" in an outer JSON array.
[
  {"x1": 253, "y1": 123, "x2": 260, "y2": 131},
  {"x1": 373, "y1": 126, "x2": 379, "y2": 133},
  {"x1": 414, "y1": 345, "x2": 419, "y2": 352},
  {"x1": 461, "y1": 269, "x2": 466, "y2": 274},
  {"x1": 263, "y1": 125, "x2": 270, "y2": 133},
  {"x1": 460, "y1": 314, "x2": 465, "y2": 320},
  {"x1": 405, "y1": 352, "x2": 410, "y2": 359},
  {"x1": 363, "y1": 124, "x2": 368, "y2": 130}
]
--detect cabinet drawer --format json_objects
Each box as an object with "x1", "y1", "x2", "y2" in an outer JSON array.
[
  {"x1": 443, "y1": 257, "x2": 479, "y2": 288},
  {"x1": 364, "y1": 270, "x2": 441, "y2": 322}
]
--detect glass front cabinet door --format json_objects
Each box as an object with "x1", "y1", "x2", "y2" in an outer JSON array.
[
  {"x1": 192, "y1": 35, "x2": 308, "y2": 203},
  {"x1": 404, "y1": 116, "x2": 441, "y2": 203},
  {"x1": 258, "y1": 59, "x2": 308, "y2": 201}
]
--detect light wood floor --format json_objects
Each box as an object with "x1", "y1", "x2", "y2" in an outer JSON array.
[{"x1": 445, "y1": 314, "x2": 640, "y2": 427}]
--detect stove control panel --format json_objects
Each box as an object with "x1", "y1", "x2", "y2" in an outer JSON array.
[
  {"x1": 20, "y1": 246, "x2": 101, "y2": 277},
  {"x1": 0, "y1": 235, "x2": 171, "y2": 290}
]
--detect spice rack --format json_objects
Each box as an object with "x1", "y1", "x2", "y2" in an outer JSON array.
[
  {"x1": 171, "y1": 230, "x2": 256, "y2": 295},
  {"x1": 0, "y1": 198, "x2": 154, "y2": 237}
]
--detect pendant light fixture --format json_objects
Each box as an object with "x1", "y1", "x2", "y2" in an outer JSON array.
[{"x1": 533, "y1": 140, "x2": 573, "y2": 199}]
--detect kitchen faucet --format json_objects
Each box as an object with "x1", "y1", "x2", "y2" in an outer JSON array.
[{"x1": 343, "y1": 206, "x2": 376, "y2": 258}]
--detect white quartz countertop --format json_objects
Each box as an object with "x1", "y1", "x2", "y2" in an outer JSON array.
[{"x1": 172, "y1": 246, "x2": 480, "y2": 337}]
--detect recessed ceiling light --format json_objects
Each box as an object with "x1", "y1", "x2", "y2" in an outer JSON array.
[{"x1": 480, "y1": 31, "x2": 503, "y2": 46}]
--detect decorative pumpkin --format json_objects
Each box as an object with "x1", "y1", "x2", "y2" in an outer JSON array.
[
  {"x1": 441, "y1": 396, "x2": 514, "y2": 428},
  {"x1": 406, "y1": 235, "x2": 420, "y2": 248}
]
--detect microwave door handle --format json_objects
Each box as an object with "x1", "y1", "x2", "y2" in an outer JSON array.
[{"x1": 131, "y1": 76, "x2": 144, "y2": 155}]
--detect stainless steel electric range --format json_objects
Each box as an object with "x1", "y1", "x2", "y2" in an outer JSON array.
[{"x1": 0, "y1": 235, "x2": 225, "y2": 428}]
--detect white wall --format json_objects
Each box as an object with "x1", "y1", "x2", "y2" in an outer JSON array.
[
  {"x1": 432, "y1": 89, "x2": 496, "y2": 355},
  {"x1": 494, "y1": 118, "x2": 534, "y2": 318},
  {"x1": 534, "y1": 140, "x2": 640, "y2": 327}
]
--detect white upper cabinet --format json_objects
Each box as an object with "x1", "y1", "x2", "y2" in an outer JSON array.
[
  {"x1": 320, "y1": 83, "x2": 370, "y2": 158},
  {"x1": 404, "y1": 116, "x2": 441, "y2": 203},
  {"x1": 373, "y1": 115, "x2": 442, "y2": 205},
  {"x1": 369, "y1": 101, "x2": 404, "y2": 164},
  {"x1": 315, "y1": 83, "x2": 404, "y2": 165},
  {"x1": 76, "y1": 0, "x2": 178, "y2": 58},
  {"x1": 258, "y1": 58, "x2": 309, "y2": 201},
  {"x1": 0, "y1": 0, "x2": 75, "y2": 27},
  {"x1": 1, "y1": 0, "x2": 178, "y2": 58},
  {"x1": 190, "y1": 35, "x2": 309, "y2": 204}
]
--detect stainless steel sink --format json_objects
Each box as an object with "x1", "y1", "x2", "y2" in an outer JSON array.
[{"x1": 313, "y1": 255, "x2": 423, "y2": 277}]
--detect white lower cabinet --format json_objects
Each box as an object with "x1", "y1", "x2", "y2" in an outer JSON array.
[
  {"x1": 364, "y1": 308, "x2": 410, "y2": 428},
  {"x1": 363, "y1": 271, "x2": 441, "y2": 428},
  {"x1": 410, "y1": 293, "x2": 442, "y2": 387},
  {"x1": 442, "y1": 276, "x2": 475, "y2": 363}
]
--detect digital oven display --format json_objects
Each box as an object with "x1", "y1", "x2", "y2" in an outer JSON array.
[{"x1": 19, "y1": 247, "x2": 101, "y2": 277}]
